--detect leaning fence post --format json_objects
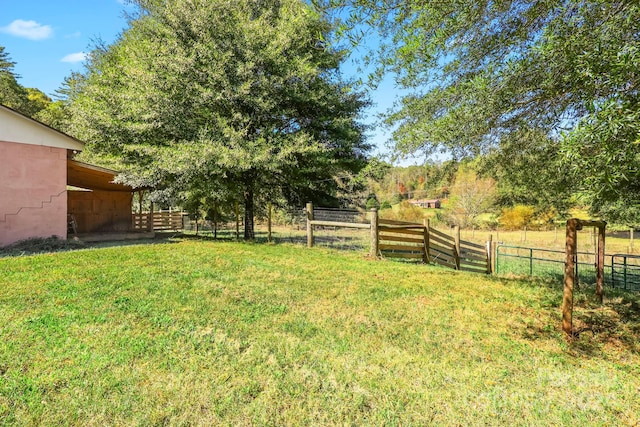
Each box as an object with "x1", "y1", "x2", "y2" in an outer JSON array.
[
  {"x1": 454, "y1": 225, "x2": 461, "y2": 269},
  {"x1": 370, "y1": 208, "x2": 378, "y2": 258},
  {"x1": 306, "y1": 202, "x2": 314, "y2": 248}
]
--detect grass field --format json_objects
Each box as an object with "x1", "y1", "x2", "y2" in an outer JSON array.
[
  {"x1": 1, "y1": 238, "x2": 639, "y2": 425},
  {"x1": 458, "y1": 227, "x2": 638, "y2": 255}
]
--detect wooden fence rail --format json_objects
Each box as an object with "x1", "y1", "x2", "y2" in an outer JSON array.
[
  {"x1": 305, "y1": 202, "x2": 491, "y2": 274},
  {"x1": 132, "y1": 212, "x2": 186, "y2": 232}
]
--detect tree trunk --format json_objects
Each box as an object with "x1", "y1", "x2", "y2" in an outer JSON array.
[{"x1": 243, "y1": 185, "x2": 255, "y2": 240}]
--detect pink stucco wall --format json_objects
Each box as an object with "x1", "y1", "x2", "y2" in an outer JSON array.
[{"x1": 0, "y1": 140, "x2": 68, "y2": 247}]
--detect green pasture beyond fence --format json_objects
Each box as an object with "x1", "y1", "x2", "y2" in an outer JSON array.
[{"x1": 496, "y1": 245, "x2": 640, "y2": 291}]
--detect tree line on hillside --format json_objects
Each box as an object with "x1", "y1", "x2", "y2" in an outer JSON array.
[
  {"x1": 360, "y1": 159, "x2": 567, "y2": 230},
  {"x1": 2, "y1": 0, "x2": 638, "y2": 236}
]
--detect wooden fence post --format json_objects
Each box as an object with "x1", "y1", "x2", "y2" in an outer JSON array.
[
  {"x1": 213, "y1": 203, "x2": 218, "y2": 239},
  {"x1": 596, "y1": 224, "x2": 605, "y2": 303},
  {"x1": 423, "y1": 219, "x2": 431, "y2": 264},
  {"x1": 235, "y1": 202, "x2": 240, "y2": 240},
  {"x1": 306, "y1": 202, "x2": 314, "y2": 248},
  {"x1": 454, "y1": 225, "x2": 461, "y2": 270},
  {"x1": 267, "y1": 202, "x2": 272, "y2": 243},
  {"x1": 630, "y1": 227, "x2": 634, "y2": 253},
  {"x1": 563, "y1": 219, "x2": 579, "y2": 336},
  {"x1": 370, "y1": 208, "x2": 378, "y2": 258},
  {"x1": 148, "y1": 202, "x2": 154, "y2": 232}
]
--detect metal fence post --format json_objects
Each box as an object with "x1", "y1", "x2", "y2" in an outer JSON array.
[
  {"x1": 486, "y1": 234, "x2": 493, "y2": 274},
  {"x1": 529, "y1": 248, "x2": 533, "y2": 276}
]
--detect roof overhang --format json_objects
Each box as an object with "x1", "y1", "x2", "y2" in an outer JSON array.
[
  {"x1": 67, "y1": 159, "x2": 134, "y2": 192},
  {"x1": 0, "y1": 104, "x2": 84, "y2": 151}
]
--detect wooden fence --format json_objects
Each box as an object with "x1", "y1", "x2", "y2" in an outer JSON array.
[
  {"x1": 313, "y1": 207, "x2": 363, "y2": 224},
  {"x1": 305, "y1": 203, "x2": 491, "y2": 274},
  {"x1": 132, "y1": 211, "x2": 186, "y2": 232},
  {"x1": 378, "y1": 218, "x2": 490, "y2": 273}
]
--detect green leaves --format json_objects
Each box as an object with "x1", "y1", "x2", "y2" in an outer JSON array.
[
  {"x1": 67, "y1": 0, "x2": 369, "y2": 237},
  {"x1": 0, "y1": 46, "x2": 52, "y2": 118},
  {"x1": 561, "y1": 98, "x2": 640, "y2": 223},
  {"x1": 317, "y1": 0, "x2": 640, "y2": 222}
]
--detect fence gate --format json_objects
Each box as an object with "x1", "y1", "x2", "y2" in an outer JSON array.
[{"x1": 611, "y1": 254, "x2": 640, "y2": 291}]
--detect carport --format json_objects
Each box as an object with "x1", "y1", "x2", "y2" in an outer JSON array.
[{"x1": 67, "y1": 159, "x2": 153, "y2": 241}]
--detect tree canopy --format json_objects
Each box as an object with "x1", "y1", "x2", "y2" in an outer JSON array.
[
  {"x1": 68, "y1": 0, "x2": 370, "y2": 238},
  {"x1": 0, "y1": 46, "x2": 52, "y2": 117},
  {"x1": 315, "y1": 0, "x2": 640, "y2": 222}
]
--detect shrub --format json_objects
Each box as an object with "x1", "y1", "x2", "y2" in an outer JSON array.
[
  {"x1": 365, "y1": 193, "x2": 380, "y2": 210},
  {"x1": 475, "y1": 214, "x2": 499, "y2": 230},
  {"x1": 499, "y1": 205, "x2": 535, "y2": 230},
  {"x1": 380, "y1": 201, "x2": 428, "y2": 223}
]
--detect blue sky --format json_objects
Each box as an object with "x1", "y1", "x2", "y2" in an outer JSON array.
[
  {"x1": 0, "y1": 0, "x2": 132, "y2": 96},
  {"x1": 0, "y1": 0, "x2": 422, "y2": 164}
]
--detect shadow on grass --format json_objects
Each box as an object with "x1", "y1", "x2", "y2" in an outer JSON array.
[
  {"x1": 0, "y1": 234, "x2": 182, "y2": 258},
  {"x1": 570, "y1": 290, "x2": 640, "y2": 357},
  {"x1": 493, "y1": 274, "x2": 640, "y2": 358}
]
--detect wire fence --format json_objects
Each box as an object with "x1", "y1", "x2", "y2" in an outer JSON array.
[
  {"x1": 180, "y1": 208, "x2": 371, "y2": 253},
  {"x1": 496, "y1": 245, "x2": 640, "y2": 291},
  {"x1": 179, "y1": 208, "x2": 640, "y2": 290}
]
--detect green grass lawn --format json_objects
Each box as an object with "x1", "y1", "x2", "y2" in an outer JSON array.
[{"x1": 1, "y1": 238, "x2": 639, "y2": 426}]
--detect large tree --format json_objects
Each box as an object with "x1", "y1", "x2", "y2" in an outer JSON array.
[
  {"x1": 68, "y1": 0, "x2": 369, "y2": 238},
  {"x1": 315, "y1": 0, "x2": 640, "y2": 221},
  {"x1": 0, "y1": 46, "x2": 51, "y2": 117}
]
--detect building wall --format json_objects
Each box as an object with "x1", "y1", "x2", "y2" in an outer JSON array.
[
  {"x1": 68, "y1": 190, "x2": 133, "y2": 233},
  {"x1": 0, "y1": 140, "x2": 68, "y2": 247}
]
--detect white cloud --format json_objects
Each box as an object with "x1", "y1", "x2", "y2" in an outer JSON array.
[
  {"x1": 65, "y1": 31, "x2": 82, "y2": 39},
  {"x1": 1, "y1": 19, "x2": 53, "y2": 40},
  {"x1": 61, "y1": 52, "x2": 87, "y2": 63}
]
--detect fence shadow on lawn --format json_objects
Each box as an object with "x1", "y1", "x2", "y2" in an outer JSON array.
[
  {"x1": 570, "y1": 289, "x2": 640, "y2": 357},
  {"x1": 494, "y1": 274, "x2": 640, "y2": 357}
]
